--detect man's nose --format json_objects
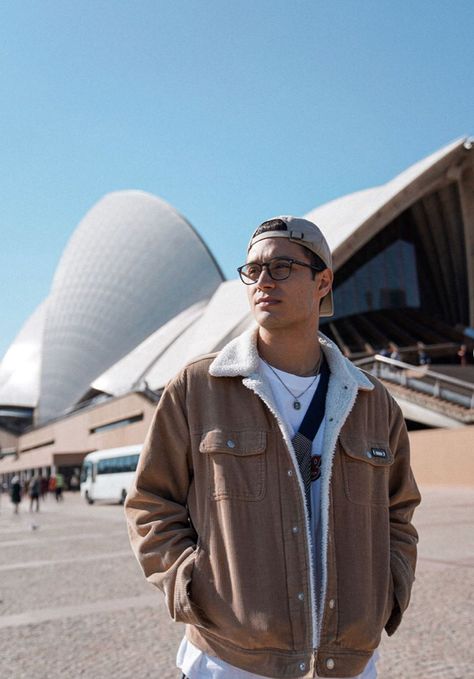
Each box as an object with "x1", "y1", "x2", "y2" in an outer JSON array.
[{"x1": 256, "y1": 265, "x2": 275, "y2": 288}]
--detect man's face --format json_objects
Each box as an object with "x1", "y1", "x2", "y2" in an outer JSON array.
[{"x1": 245, "y1": 237, "x2": 333, "y2": 334}]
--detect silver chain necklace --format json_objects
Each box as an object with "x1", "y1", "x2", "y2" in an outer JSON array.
[{"x1": 263, "y1": 356, "x2": 322, "y2": 410}]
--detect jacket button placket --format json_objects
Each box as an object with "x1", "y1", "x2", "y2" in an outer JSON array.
[{"x1": 283, "y1": 461, "x2": 310, "y2": 646}]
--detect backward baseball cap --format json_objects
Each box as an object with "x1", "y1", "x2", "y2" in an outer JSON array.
[{"x1": 247, "y1": 215, "x2": 334, "y2": 317}]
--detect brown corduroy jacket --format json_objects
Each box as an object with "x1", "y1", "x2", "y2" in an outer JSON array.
[{"x1": 125, "y1": 330, "x2": 420, "y2": 678}]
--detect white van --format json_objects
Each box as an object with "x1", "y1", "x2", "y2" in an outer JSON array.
[{"x1": 80, "y1": 444, "x2": 141, "y2": 505}]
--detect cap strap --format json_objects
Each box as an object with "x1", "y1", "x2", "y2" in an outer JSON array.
[{"x1": 289, "y1": 230, "x2": 305, "y2": 241}]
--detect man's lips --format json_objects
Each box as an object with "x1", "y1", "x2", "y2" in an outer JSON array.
[{"x1": 255, "y1": 297, "x2": 280, "y2": 307}]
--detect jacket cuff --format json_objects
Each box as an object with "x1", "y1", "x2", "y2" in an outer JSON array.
[
  {"x1": 385, "y1": 551, "x2": 414, "y2": 636},
  {"x1": 173, "y1": 548, "x2": 198, "y2": 622},
  {"x1": 173, "y1": 548, "x2": 212, "y2": 630}
]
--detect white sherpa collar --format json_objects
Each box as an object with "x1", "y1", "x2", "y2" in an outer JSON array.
[{"x1": 209, "y1": 327, "x2": 374, "y2": 392}]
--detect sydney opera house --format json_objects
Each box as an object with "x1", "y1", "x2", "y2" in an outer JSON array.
[{"x1": 1, "y1": 138, "x2": 473, "y2": 487}]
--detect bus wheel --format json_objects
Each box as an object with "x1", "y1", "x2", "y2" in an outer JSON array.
[
  {"x1": 85, "y1": 491, "x2": 94, "y2": 505},
  {"x1": 119, "y1": 489, "x2": 127, "y2": 505}
]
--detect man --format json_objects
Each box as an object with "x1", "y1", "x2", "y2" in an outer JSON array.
[{"x1": 125, "y1": 216, "x2": 420, "y2": 678}]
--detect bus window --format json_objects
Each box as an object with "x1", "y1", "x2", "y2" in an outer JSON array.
[{"x1": 97, "y1": 454, "x2": 140, "y2": 474}]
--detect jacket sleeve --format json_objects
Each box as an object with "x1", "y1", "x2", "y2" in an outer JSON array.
[
  {"x1": 124, "y1": 371, "x2": 201, "y2": 626},
  {"x1": 385, "y1": 399, "x2": 421, "y2": 635}
]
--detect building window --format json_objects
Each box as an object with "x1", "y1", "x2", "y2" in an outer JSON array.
[
  {"x1": 20, "y1": 439, "x2": 55, "y2": 453},
  {"x1": 89, "y1": 413, "x2": 143, "y2": 435},
  {"x1": 332, "y1": 239, "x2": 420, "y2": 320}
]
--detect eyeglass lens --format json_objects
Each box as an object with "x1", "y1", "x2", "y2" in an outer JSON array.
[{"x1": 240, "y1": 258, "x2": 292, "y2": 283}]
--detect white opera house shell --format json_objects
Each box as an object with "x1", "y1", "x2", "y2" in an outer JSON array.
[{"x1": 0, "y1": 190, "x2": 227, "y2": 425}]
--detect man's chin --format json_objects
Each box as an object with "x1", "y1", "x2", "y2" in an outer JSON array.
[{"x1": 253, "y1": 311, "x2": 284, "y2": 330}]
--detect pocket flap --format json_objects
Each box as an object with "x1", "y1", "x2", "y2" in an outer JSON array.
[
  {"x1": 199, "y1": 430, "x2": 266, "y2": 456},
  {"x1": 340, "y1": 433, "x2": 393, "y2": 466}
]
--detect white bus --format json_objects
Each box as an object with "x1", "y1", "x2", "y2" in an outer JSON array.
[{"x1": 80, "y1": 444, "x2": 142, "y2": 505}]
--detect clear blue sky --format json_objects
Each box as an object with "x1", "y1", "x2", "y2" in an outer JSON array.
[{"x1": 1, "y1": 0, "x2": 473, "y2": 359}]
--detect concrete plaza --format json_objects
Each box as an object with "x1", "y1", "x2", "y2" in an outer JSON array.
[{"x1": 0, "y1": 486, "x2": 472, "y2": 679}]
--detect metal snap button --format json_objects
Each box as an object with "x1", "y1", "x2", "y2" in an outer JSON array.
[
  {"x1": 299, "y1": 662, "x2": 306, "y2": 671},
  {"x1": 292, "y1": 526, "x2": 299, "y2": 534},
  {"x1": 287, "y1": 469, "x2": 293, "y2": 476},
  {"x1": 226, "y1": 439, "x2": 235, "y2": 448},
  {"x1": 328, "y1": 598, "x2": 335, "y2": 609},
  {"x1": 326, "y1": 658, "x2": 335, "y2": 670},
  {"x1": 297, "y1": 592, "x2": 304, "y2": 601}
]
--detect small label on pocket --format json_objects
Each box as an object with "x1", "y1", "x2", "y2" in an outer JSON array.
[{"x1": 370, "y1": 447, "x2": 387, "y2": 459}]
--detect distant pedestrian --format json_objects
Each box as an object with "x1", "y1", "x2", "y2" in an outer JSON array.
[
  {"x1": 457, "y1": 344, "x2": 467, "y2": 366},
  {"x1": 49, "y1": 475, "x2": 56, "y2": 497},
  {"x1": 29, "y1": 474, "x2": 41, "y2": 512},
  {"x1": 416, "y1": 342, "x2": 430, "y2": 366},
  {"x1": 55, "y1": 472, "x2": 65, "y2": 501},
  {"x1": 41, "y1": 475, "x2": 49, "y2": 500},
  {"x1": 70, "y1": 474, "x2": 80, "y2": 492},
  {"x1": 10, "y1": 475, "x2": 22, "y2": 514},
  {"x1": 388, "y1": 342, "x2": 400, "y2": 361}
]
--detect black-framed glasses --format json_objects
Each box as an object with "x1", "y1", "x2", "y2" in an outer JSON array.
[{"x1": 237, "y1": 257, "x2": 325, "y2": 285}]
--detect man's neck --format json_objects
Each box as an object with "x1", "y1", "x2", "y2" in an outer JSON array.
[{"x1": 257, "y1": 327, "x2": 322, "y2": 377}]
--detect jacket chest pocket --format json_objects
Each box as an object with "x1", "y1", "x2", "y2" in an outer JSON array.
[
  {"x1": 339, "y1": 433, "x2": 393, "y2": 506},
  {"x1": 199, "y1": 429, "x2": 267, "y2": 501}
]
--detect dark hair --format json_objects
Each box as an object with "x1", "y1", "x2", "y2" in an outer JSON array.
[
  {"x1": 252, "y1": 219, "x2": 288, "y2": 237},
  {"x1": 252, "y1": 219, "x2": 326, "y2": 279}
]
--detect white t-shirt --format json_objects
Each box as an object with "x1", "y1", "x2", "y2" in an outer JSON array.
[{"x1": 177, "y1": 361, "x2": 378, "y2": 679}]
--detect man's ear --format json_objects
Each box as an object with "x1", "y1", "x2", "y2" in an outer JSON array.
[{"x1": 318, "y1": 269, "x2": 333, "y2": 296}]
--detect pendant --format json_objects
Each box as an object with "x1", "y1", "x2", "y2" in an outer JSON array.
[{"x1": 293, "y1": 400, "x2": 301, "y2": 410}]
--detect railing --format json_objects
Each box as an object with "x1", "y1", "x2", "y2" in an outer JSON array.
[
  {"x1": 355, "y1": 355, "x2": 474, "y2": 410},
  {"x1": 348, "y1": 341, "x2": 461, "y2": 362}
]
